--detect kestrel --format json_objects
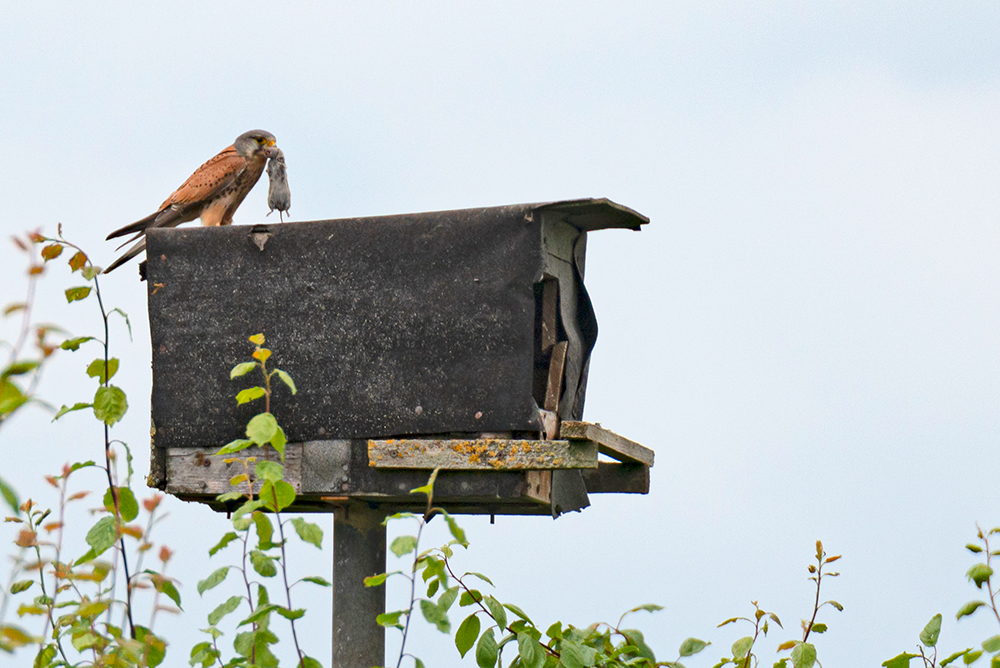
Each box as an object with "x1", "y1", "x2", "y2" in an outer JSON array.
[{"x1": 104, "y1": 129, "x2": 280, "y2": 273}]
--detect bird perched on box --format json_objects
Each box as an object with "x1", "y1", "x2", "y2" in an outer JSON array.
[{"x1": 104, "y1": 129, "x2": 280, "y2": 273}]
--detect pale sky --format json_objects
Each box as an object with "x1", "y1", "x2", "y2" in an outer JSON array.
[{"x1": 3, "y1": 3, "x2": 1000, "y2": 666}]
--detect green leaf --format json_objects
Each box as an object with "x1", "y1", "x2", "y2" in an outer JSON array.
[
  {"x1": 791, "y1": 642, "x2": 817, "y2": 668},
  {"x1": 439, "y1": 586, "x2": 459, "y2": 613},
  {"x1": 302, "y1": 576, "x2": 332, "y2": 587},
  {"x1": 60, "y1": 336, "x2": 95, "y2": 351},
  {"x1": 86, "y1": 358, "x2": 119, "y2": 383},
  {"x1": 93, "y1": 385, "x2": 128, "y2": 425},
  {"x1": 545, "y1": 621, "x2": 562, "y2": 640},
  {"x1": 391, "y1": 535, "x2": 418, "y2": 557},
  {"x1": 518, "y1": 632, "x2": 545, "y2": 668},
  {"x1": 483, "y1": 596, "x2": 507, "y2": 630},
  {"x1": 881, "y1": 653, "x2": 917, "y2": 668},
  {"x1": 445, "y1": 513, "x2": 468, "y2": 547},
  {"x1": 957, "y1": 601, "x2": 986, "y2": 619},
  {"x1": 208, "y1": 532, "x2": 239, "y2": 556},
  {"x1": 273, "y1": 369, "x2": 297, "y2": 394},
  {"x1": 255, "y1": 460, "x2": 284, "y2": 482},
  {"x1": 215, "y1": 491, "x2": 245, "y2": 503},
  {"x1": 230, "y1": 362, "x2": 258, "y2": 379},
  {"x1": 271, "y1": 425, "x2": 286, "y2": 458},
  {"x1": 198, "y1": 567, "x2": 231, "y2": 595},
  {"x1": 300, "y1": 657, "x2": 322, "y2": 668},
  {"x1": 920, "y1": 614, "x2": 942, "y2": 647},
  {"x1": 103, "y1": 486, "x2": 139, "y2": 522},
  {"x1": 940, "y1": 650, "x2": 973, "y2": 667},
  {"x1": 291, "y1": 517, "x2": 324, "y2": 548},
  {"x1": 982, "y1": 636, "x2": 1000, "y2": 653},
  {"x1": 250, "y1": 550, "x2": 278, "y2": 577},
  {"x1": 967, "y1": 564, "x2": 994, "y2": 589},
  {"x1": 208, "y1": 596, "x2": 243, "y2": 625},
  {"x1": 2, "y1": 361, "x2": 39, "y2": 377},
  {"x1": 0, "y1": 380, "x2": 27, "y2": 415},
  {"x1": 260, "y1": 479, "x2": 295, "y2": 512},
  {"x1": 157, "y1": 579, "x2": 182, "y2": 609},
  {"x1": 65, "y1": 286, "x2": 92, "y2": 303},
  {"x1": 216, "y1": 438, "x2": 253, "y2": 456},
  {"x1": 811, "y1": 623, "x2": 827, "y2": 633},
  {"x1": 824, "y1": 600, "x2": 844, "y2": 611},
  {"x1": 364, "y1": 572, "x2": 396, "y2": 587},
  {"x1": 253, "y1": 511, "x2": 274, "y2": 549},
  {"x1": 460, "y1": 590, "x2": 483, "y2": 607},
  {"x1": 560, "y1": 639, "x2": 596, "y2": 668},
  {"x1": 732, "y1": 636, "x2": 753, "y2": 659},
  {"x1": 503, "y1": 603, "x2": 532, "y2": 624},
  {"x1": 236, "y1": 387, "x2": 266, "y2": 405},
  {"x1": 466, "y1": 572, "x2": 495, "y2": 586},
  {"x1": 420, "y1": 599, "x2": 451, "y2": 633},
  {"x1": 246, "y1": 413, "x2": 279, "y2": 446},
  {"x1": 85, "y1": 516, "x2": 119, "y2": 557},
  {"x1": 276, "y1": 607, "x2": 305, "y2": 620},
  {"x1": 476, "y1": 628, "x2": 498, "y2": 668},
  {"x1": 967, "y1": 544, "x2": 984, "y2": 553},
  {"x1": 10, "y1": 580, "x2": 34, "y2": 594},
  {"x1": 456, "y1": 614, "x2": 481, "y2": 658},
  {"x1": 52, "y1": 402, "x2": 91, "y2": 421},
  {"x1": 0, "y1": 477, "x2": 20, "y2": 514},
  {"x1": 377, "y1": 611, "x2": 405, "y2": 629},
  {"x1": 679, "y1": 637, "x2": 710, "y2": 658},
  {"x1": 965, "y1": 650, "x2": 984, "y2": 664},
  {"x1": 238, "y1": 603, "x2": 279, "y2": 627}
]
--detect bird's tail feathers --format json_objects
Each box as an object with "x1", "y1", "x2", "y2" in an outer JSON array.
[
  {"x1": 105, "y1": 206, "x2": 184, "y2": 241},
  {"x1": 103, "y1": 237, "x2": 146, "y2": 274}
]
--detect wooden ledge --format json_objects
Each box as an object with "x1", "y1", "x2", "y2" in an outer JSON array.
[
  {"x1": 367, "y1": 438, "x2": 597, "y2": 470},
  {"x1": 560, "y1": 422, "x2": 654, "y2": 467}
]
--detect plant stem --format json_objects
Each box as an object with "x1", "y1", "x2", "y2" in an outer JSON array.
[
  {"x1": 396, "y1": 520, "x2": 426, "y2": 668},
  {"x1": 275, "y1": 512, "x2": 304, "y2": 667}
]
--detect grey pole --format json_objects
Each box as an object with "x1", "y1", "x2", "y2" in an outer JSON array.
[{"x1": 332, "y1": 502, "x2": 387, "y2": 668}]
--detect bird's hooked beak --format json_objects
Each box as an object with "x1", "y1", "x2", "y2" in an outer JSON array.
[{"x1": 262, "y1": 141, "x2": 279, "y2": 159}]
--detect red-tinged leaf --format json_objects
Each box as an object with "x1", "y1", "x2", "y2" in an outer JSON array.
[
  {"x1": 3, "y1": 303, "x2": 26, "y2": 316},
  {"x1": 28, "y1": 265, "x2": 44, "y2": 276},
  {"x1": 41, "y1": 244, "x2": 63, "y2": 261},
  {"x1": 824, "y1": 554, "x2": 841, "y2": 563},
  {"x1": 69, "y1": 251, "x2": 87, "y2": 271}
]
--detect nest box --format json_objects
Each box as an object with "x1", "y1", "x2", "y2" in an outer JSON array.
[{"x1": 146, "y1": 198, "x2": 653, "y2": 516}]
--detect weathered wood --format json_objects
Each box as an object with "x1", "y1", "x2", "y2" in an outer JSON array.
[
  {"x1": 367, "y1": 438, "x2": 597, "y2": 470},
  {"x1": 162, "y1": 440, "x2": 596, "y2": 516},
  {"x1": 541, "y1": 278, "x2": 559, "y2": 352},
  {"x1": 581, "y1": 463, "x2": 649, "y2": 494},
  {"x1": 164, "y1": 445, "x2": 304, "y2": 496},
  {"x1": 333, "y1": 502, "x2": 385, "y2": 668},
  {"x1": 560, "y1": 421, "x2": 654, "y2": 467},
  {"x1": 545, "y1": 341, "x2": 569, "y2": 412}
]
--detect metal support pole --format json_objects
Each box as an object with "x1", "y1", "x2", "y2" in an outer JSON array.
[{"x1": 333, "y1": 502, "x2": 387, "y2": 668}]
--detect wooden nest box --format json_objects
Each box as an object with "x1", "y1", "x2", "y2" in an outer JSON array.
[{"x1": 146, "y1": 198, "x2": 653, "y2": 516}]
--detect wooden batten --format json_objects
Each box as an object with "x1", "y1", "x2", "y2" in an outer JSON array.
[{"x1": 367, "y1": 437, "x2": 597, "y2": 470}]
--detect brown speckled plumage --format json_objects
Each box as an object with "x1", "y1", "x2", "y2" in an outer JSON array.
[{"x1": 105, "y1": 129, "x2": 279, "y2": 273}]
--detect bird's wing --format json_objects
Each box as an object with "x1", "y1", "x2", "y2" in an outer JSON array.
[
  {"x1": 160, "y1": 145, "x2": 247, "y2": 210},
  {"x1": 106, "y1": 145, "x2": 249, "y2": 241}
]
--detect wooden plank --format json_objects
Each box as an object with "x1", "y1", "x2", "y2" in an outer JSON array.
[
  {"x1": 164, "y1": 444, "x2": 303, "y2": 496},
  {"x1": 581, "y1": 463, "x2": 649, "y2": 494},
  {"x1": 367, "y1": 438, "x2": 597, "y2": 470},
  {"x1": 560, "y1": 421, "x2": 654, "y2": 467},
  {"x1": 544, "y1": 341, "x2": 568, "y2": 411},
  {"x1": 540, "y1": 278, "x2": 559, "y2": 352}
]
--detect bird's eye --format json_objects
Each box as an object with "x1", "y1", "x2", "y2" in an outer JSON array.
[{"x1": 254, "y1": 137, "x2": 264, "y2": 144}]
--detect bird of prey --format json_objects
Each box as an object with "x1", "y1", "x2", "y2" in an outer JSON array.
[
  {"x1": 104, "y1": 129, "x2": 280, "y2": 273},
  {"x1": 266, "y1": 148, "x2": 291, "y2": 222}
]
